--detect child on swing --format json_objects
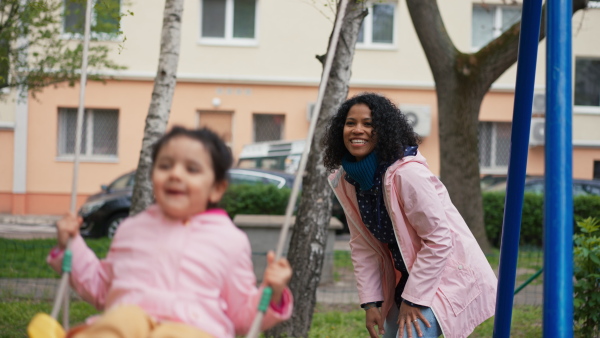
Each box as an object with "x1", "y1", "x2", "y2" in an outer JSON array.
[{"x1": 48, "y1": 126, "x2": 293, "y2": 338}]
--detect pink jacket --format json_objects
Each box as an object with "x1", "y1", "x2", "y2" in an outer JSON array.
[
  {"x1": 48, "y1": 206, "x2": 293, "y2": 338},
  {"x1": 328, "y1": 152, "x2": 497, "y2": 338}
]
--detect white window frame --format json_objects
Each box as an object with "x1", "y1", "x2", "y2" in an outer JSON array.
[
  {"x1": 479, "y1": 121, "x2": 511, "y2": 175},
  {"x1": 61, "y1": 0, "x2": 122, "y2": 41},
  {"x1": 199, "y1": 0, "x2": 259, "y2": 47},
  {"x1": 356, "y1": 1, "x2": 397, "y2": 50},
  {"x1": 471, "y1": 4, "x2": 521, "y2": 51},
  {"x1": 56, "y1": 108, "x2": 119, "y2": 162}
]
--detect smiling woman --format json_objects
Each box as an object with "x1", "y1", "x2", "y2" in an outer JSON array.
[
  {"x1": 343, "y1": 103, "x2": 377, "y2": 161},
  {"x1": 322, "y1": 93, "x2": 498, "y2": 338}
]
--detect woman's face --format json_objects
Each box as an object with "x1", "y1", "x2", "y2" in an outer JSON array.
[{"x1": 343, "y1": 103, "x2": 377, "y2": 161}]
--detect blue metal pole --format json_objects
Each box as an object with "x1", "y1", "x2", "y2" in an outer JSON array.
[
  {"x1": 492, "y1": 1, "x2": 543, "y2": 337},
  {"x1": 544, "y1": 0, "x2": 574, "y2": 336}
]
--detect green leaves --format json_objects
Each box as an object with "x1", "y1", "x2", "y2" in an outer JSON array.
[
  {"x1": 219, "y1": 184, "x2": 293, "y2": 220},
  {"x1": 573, "y1": 217, "x2": 600, "y2": 336},
  {"x1": 0, "y1": 0, "x2": 127, "y2": 95},
  {"x1": 483, "y1": 193, "x2": 600, "y2": 248}
]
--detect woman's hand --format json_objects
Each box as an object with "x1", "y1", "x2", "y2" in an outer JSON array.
[
  {"x1": 365, "y1": 307, "x2": 385, "y2": 337},
  {"x1": 397, "y1": 302, "x2": 431, "y2": 338},
  {"x1": 56, "y1": 212, "x2": 82, "y2": 250},
  {"x1": 262, "y1": 251, "x2": 292, "y2": 304}
]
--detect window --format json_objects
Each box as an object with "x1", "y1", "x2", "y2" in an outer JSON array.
[
  {"x1": 107, "y1": 172, "x2": 134, "y2": 191},
  {"x1": 200, "y1": 0, "x2": 257, "y2": 44},
  {"x1": 575, "y1": 58, "x2": 600, "y2": 107},
  {"x1": 198, "y1": 110, "x2": 233, "y2": 145},
  {"x1": 479, "y1": 122, "x2": 512, "y2": 172},
  {"x1": 64, "y1": 0, "x2": 121, "y2": 37},
  {"x1": 58, "y1": 108, "x2": 118, "y2": 158},
  {"x1": 472, "y1": 4, "x2": 521, "y2": 50},
  {"x1": 253, "y1": 114, "x2": 284, "y2": 142},
  {"x1": 357, "y1": 2, "x2": 395, "y2": 47},
  {"x1": 594, "y1": 161, "x2": 600, "y2": 180},
  {"x1": 0, "y1": 39, "x2": 8, "y2": 88}
]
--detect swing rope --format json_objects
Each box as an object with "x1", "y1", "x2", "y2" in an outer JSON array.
[
  {"x1": 244, "y1": 0, "x2": 349, "y2": 337},
  {"x1": 27, "y1": 0, "x2": 93, "y2": 336}
]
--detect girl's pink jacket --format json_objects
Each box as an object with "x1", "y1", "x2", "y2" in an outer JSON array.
[
  {"x1": 328, "y1": 152, "x2": 497, "y2": 338},
  {"x1": 47, "y1": 206, "x2": 293, "y2": 338}
]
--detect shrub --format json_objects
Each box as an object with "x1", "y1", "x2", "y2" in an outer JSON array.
[
  {"x1": 219, "y1": 184, "x2": 292, "y2": 219},
  {"x1": 482, "y1": 193, "x2": 600, "y2": 247},
  {"x1": 573, "y1": 217, "x2": 600, "y2": 337}
]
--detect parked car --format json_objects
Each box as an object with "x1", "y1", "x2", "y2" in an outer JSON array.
[
  {"x1": 483, "y1": 177, "x2": 600, "y2": 196},
  {"x1": 78, "y1": 168, "x2": 348, "y2": 238},
  {"x1": 78, "y1": 171, "x2": 134, "y2": 238}
]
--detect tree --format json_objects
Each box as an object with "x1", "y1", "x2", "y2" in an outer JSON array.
[
  {"x1": 0, "y1": 0, "x2": 125, "y2": 95},
  {"x1": 266, "y1": 1, "x2": 366, "y2": 337},
  {"x1": 405, "y1": 0, "x2": 590, "y2": 253},
  {"x1": 129, "y1": 0, "x2": 184, "y2": 216}
]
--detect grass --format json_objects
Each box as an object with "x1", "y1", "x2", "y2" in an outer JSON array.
[
  {"x1": 0, "y1": 238, "x2": 546, "y2": 336},
  {"x1": 0, "y1": 300, "x2": 542, "y2": 337},
  {"x1": 0, "y1": 237, "x2": 111, "y2": 278},
  {"x1": 0, "y1": 300, "x2": 99, "y2": 338}
]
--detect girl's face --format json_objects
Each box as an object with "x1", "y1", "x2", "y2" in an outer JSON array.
[
  {"x1": 343, "y1": 103, "x2": 377, "y2": 161},
  {"x1": 152, "y1": 136, "x2": 227, "y2": 221}
]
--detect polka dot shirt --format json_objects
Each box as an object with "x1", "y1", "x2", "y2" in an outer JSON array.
[{"x1": 345, "y1": 165, "x2": 409, "y2": 276}]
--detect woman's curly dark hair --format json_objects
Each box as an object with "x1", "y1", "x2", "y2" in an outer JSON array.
[{"x1": 322, "y1": 93, "x2": 421, "y2": 171}]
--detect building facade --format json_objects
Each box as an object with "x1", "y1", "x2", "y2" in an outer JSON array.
[{"x1": 1, "y1": 0, "x2": 599, "y2": 215}]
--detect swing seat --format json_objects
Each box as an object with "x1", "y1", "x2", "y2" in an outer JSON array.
[{"x1": 27, "y1": 313, "x2": 66, "y2": 338}]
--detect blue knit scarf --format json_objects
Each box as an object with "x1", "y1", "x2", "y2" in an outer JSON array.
[{"x1": 341, "y1": 151, "x2": 379, "y2": 191}]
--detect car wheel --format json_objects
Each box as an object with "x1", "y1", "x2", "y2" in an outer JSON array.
[{"x1": 106, "y1": 212, "x2": 128, "y2": 239}]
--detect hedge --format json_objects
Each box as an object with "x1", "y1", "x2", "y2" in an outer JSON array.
[
  {"x1": 483, "y1": 192, "x2": 600, "y2": 247},
  {"x1": 219, "y1": 185, "x2": 600, "y2": 248},
  {"x1": 219, "y1": 184, "x2": 292, "y2": 220}
]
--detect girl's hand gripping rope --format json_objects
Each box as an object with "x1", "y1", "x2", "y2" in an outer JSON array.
[
  {"x1": 56, "y1": 213, "x2": 82, "y2": 250},
  {"x1": 261, "y1": 251, "x2": 292, "y2": 305}
]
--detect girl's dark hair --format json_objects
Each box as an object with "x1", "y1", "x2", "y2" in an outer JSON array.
[
  {"x1": 151, "y1": 126, "x2": 233, "y2": 183},
  {"x1": 322, "y1": 93, "x2": 421, "y2": 171}
]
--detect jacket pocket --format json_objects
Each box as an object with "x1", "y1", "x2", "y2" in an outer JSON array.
[{"x1": 437, "y1": 258, "x2": 481, "y2": 317}]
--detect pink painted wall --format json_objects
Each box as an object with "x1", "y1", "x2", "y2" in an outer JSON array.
[
  {"x1": 0, "y1": 130, "x2": 14, "y2": 193},
  {"x1": 18, "y1": 79, "x2": 600, "y2": 215},
  {"x1": 480, "y1": 91, "x2": 515, "y2": 122},
  {"x1": 27, "y1": 81, "x2": 148, "y2": 196}
]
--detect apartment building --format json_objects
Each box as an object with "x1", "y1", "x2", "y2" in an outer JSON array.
[{"x1": 0, "y1": 0, "x2": 599, "y2": 214}]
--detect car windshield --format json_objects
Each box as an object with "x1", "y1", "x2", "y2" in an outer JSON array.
[{"x1": 109, "y1": 173, "x2": 133, "y2": 191}]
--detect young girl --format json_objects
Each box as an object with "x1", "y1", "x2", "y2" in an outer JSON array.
[{"x1": 48, "y1": 126, "x2": 293, "y2": 338}]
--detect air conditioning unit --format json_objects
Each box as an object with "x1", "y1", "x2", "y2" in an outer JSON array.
[
  {"x1": 532, "y1": 93, "x2": 545, "y2": 114},
  {"x1": 529, "y1": 117, "x2": 545, "y2": 146},
  {"x1": 400, "y1": 104, "x2": 432, "y2": 137},
  {"x1": 307, "y1": 102, "x2": 316, "y2": 121}
]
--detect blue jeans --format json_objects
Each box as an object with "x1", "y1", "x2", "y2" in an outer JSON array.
[{"x1": 383, "y1": 304, "x2": 442, "y2": 338}]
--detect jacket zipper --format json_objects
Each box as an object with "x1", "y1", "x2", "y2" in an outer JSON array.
[{"x1": 382, "y1": 169, "x2": 447, "y2": 338}]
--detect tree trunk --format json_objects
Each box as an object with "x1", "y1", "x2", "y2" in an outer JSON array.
[
  {"x1": 437, "y1": 76, "x2": 492, "y2": 253},
  {"x1": 129, "y1": 0, "x2": 183, "y2": 216},
  {"x1": 406, "y1": 0, "x2": 589, "y2": 253},
  {"x1": 265, "y1": 1, "x2": 366, "y2": 337}
]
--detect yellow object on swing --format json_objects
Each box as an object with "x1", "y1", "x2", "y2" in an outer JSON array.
[
  {"x1": 27, "y1": 247, "x2": 73, "y2": 337},
  {"x1": 27, "y1": 313, "x2": 65, "y2": 338}
]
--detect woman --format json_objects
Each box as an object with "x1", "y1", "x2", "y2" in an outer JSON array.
[{"x1": 323, "y1": 93, "x2": 496, "y2": 338}]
